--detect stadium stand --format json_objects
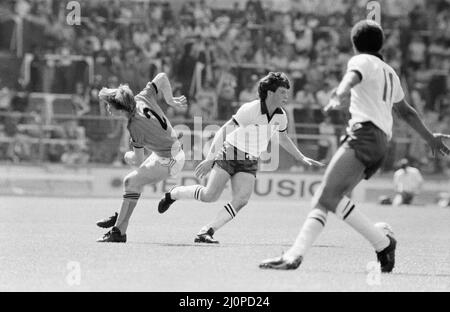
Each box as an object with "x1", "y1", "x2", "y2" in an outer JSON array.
[{"x1": 0, "y1": 0, "x2": 448, "y2": 175}]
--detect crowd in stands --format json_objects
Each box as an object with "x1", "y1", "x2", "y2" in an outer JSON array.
[{"x1": 0, "y1": 0, "x2": 449, "y2": 174}]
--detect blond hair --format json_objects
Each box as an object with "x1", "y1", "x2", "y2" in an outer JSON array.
[{"x1": 98, "y1": 84, "x2": 136, "y2": 114}]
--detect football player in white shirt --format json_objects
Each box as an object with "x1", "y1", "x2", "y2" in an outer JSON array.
[
  {"x1": 158, "y1": 72, "x2": 323, "y2": 243},
  {"x1": 260, "y1": 20, "x2": 450, "y2": 272},
  {"x1": 393, "y1": 158, "x2": 424, "y2": 206}
]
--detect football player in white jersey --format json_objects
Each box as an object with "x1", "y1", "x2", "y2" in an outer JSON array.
[
  {"x1": 260, "y1": 20, "x2": 450, "y2": 272},
  {"x1": 158, "y1": 72, "x2": 323, "y2": 243}
]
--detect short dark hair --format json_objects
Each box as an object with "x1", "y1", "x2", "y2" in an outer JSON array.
[
  {"x1": 258, "y1": 72, "x2": 290, "y2": 102},
  {"x1": 351, "y1": 20, "x2": 384, "y2": 54},
  {"x1": 399, "y1": 158, "x2": 409, "y2": 169}
]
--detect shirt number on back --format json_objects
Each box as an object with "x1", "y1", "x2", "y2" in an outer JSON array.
[
  {"x1": 382, "y1": 69, "x2": 394, "y2": 104},
  {"x1": 143, "y1": 107, "x2": 168, "y2": 130}
]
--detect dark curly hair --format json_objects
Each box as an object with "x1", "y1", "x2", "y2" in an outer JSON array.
[
  {"x1": 258, "y1": 72, "x2": 290, "y2": 102},
  {"x1": 351, "y1": 20, "x2": 384, "y2": 56}
]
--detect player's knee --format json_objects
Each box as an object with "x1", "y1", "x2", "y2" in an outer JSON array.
[
  {"x1": 123, "y1": 175, "x2": 131, "y2": 186},
  {"x1": 123, "y1": 175, "x2": 140, "y2": 192}
]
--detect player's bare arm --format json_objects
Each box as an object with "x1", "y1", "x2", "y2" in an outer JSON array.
[
  {"x1": 195, "y1": 119, "x2": 238, "y2": 179},
  {"x1": 152, "y1": 72, "x2": 187, "y2": 109},
  {"x1": 324, "y1": 71, "x2": 361, "y2": 112},
  {"x1": 393, "y1": 99, "x2": 450, "y2": 156},
  {"x1": 278, "y1": 132, "x2": 324, "y2": 167}
]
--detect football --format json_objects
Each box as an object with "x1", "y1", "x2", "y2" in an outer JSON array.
[
  {"x1": 374, "y1": 222, "x2": 395, "y2": 238},
  {"x1": 124, "y1": 151, "x2": 136, "y2": 166}
]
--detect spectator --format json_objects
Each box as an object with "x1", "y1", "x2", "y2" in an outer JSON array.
[
  {"x1": 216, "y1": 63, "x2": 238, "y2": 120},
  {"x1": 15, "y1": 0, "x2": 31, "y2": 17},
  {"x1": 0, "y1": 82, "x2": 12, "y2": 114},
  {"x1": 3, "y1": 112, "x2": 31, "y2": 162},
  {"x1": 93, "y1": 49, "x2": 113, "y2": 79},
  {"x1": 434, "y1": 89, "x2": 450, "y2": 115},
  {"x1": 3, "y1": 0, "x2": 449, "y2": 171},
  {"x1": 408, "y1": 35, "x2": 427, "y2": 71},
  {"x1": 10, "y1": 90, "x2": 29, "y2": 114},
  {"x1": 295, "y1": 83, "x2": 317, "y2": 108},
  {"x1": 191, "y1": 80, "x2": 218, "y2": 120},
  {"x1": 437, "y1": 192, "x2": 450, "y2": 208},
  {"x1": 162, "y1": 2, "x2": 174, "y2": 24},
  {"x1": 229, "y1": 2, "x2": 244, "y2": 22},
  {"x1": 72, "y1": 82, "x2": 90, "y2": 117},
  {"x1": 78, "y1": 75, "x2": 110, "y2": 162},
  {"x1": 393, "y1": 158, "x2": 424, "y2": 206},
  {"x1": 294, "y1": 25, "x2": 314, "y2": 53},
  {"x1": 238, "y1": 74, "x2": 258, "y2": 103},
  {"x1": 409, "y1": 3, "x2": 428, "y2": 31},
  {"x1": 103, "y1": 29, "x2": 121, "y2": 53},
  {"x1": 61, "y1": 143, "x2": 89, "y2": 165},
  {"x1": 245, "y1": 0, "x2": 265, "y2": 24},
  {"x1": 193, "y1": 40, "x2": 214, "y2": 87},
  {"x1": 175, "y1": 42, "x2": 198, "y2": 101},
  {"x1": 194, "y1": 0, "x2": 212, "y2": 24}
]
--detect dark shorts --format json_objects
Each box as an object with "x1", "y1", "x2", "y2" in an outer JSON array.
[
  {"x1": 341, "y1": 122, "x2": 388, "y2": 180},
  {"x1": 398, "y1": 191, "x2": 415, "y2": 205},
  {"x1": 213, "y1": 142, "x2": 259, "y2": 177}
]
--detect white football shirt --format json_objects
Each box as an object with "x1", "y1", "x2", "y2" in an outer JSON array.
[
  {"x1": 225, "y1": 100, "x2": 288, "y2": 158},
  {"x1": 346, "y1": 54, "x2": 405, "y2": 140}
]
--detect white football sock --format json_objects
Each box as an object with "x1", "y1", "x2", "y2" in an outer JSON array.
[
  {"x1": 115, "y1": 193, "x2": 140, "y2": 234},
  {"x1": 206, "y1": 203, "x2": 236, "y2": 233},
  {"x1": 283, "y1": 209, "x2": 328, "y2": 261},
  {"x1": 170, "y1": 185, "x2": 205, "y2": 201},
  {"x1": 335, "y1": 196, "x2": 389, "y2": 252}
]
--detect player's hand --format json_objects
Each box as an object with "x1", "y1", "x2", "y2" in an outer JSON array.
[
  {"x1": 171, "y1": 95, "x2": 187, "y2": 109},
  {"x1": 300, "y1": 157, "x2": 325, "y2": 167},
  {"x1": 324, "y1": 88, "x2": 350, "y2": 112},
  {"x1": 428, "y1": 133, "x2": 450, "y2": 157},
  {"x1": 195, "y1": 159, "x2": 215, "y2": 179},
  {"x1": 124, "y1": 151, "x2": 136, "y2": 166},
  {"x1": 324, "y1": 88, "x2": 339, "y2": 112}
]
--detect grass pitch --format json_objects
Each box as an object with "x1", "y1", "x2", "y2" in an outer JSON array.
[{"x1": 1, "y1": 196, "x2": 449, "y2": 291}]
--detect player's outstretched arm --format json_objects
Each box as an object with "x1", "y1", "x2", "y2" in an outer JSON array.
[
  {"x1": 324, "y1": 71, "x2": 361, "y2": 112},
  {"x1": 394, "y1": 99, "x2": 450, "y2": 157},
  {"x1": 278, "y1": 131, "x2": 325, "y2": 167},
  {"x1": 152, "y1": 72, "x2": 187, "y2": 109}
]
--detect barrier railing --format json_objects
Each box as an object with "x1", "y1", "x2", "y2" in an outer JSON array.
[{"x1": 0, "y1": 110, "x2": 414, "y2": 168}]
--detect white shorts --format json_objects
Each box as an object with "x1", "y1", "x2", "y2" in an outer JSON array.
[{"x1": 147, "y1": 149, "x2": 185, "y2": 177}]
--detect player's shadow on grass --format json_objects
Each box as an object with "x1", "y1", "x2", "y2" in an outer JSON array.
[
  {"x1": 393, "y1": 272, "x2": 450, "y2": 277},
  {"x1": 133, "y1": 242, "x2": 343, "y2": 248}
]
